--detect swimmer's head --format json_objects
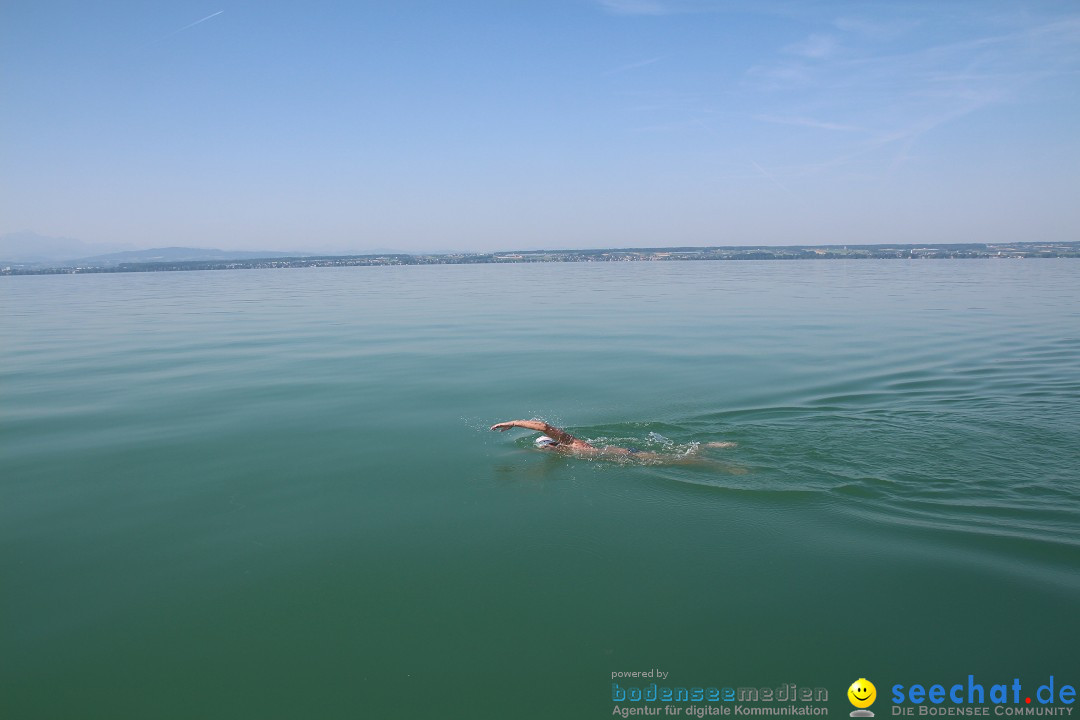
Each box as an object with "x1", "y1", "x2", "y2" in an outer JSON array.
[{"x1": 534, "y1": 435, "x2": 558, "y2": 448}]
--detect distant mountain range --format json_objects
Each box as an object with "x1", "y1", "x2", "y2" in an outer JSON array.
[
  {"x1": 0, "y1": 231, "x2": 128, "y2": 263},
  {"x1": 0, "y1": 232, "x2": 417, "y2": 267},
  {"x1": 0, "y1": 232, "x2": 301, "y2": 267}
]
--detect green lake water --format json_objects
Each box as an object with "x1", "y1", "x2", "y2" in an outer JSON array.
[{"x1": 2, "y1": 260, "x2": 1078, "y2": 718}]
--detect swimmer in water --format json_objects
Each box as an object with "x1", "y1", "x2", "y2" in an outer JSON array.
[{"x1": 489, "y1": 419, "x2": 736, "y2": 463}]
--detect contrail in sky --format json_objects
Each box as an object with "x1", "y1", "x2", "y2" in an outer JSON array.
[
  {"x1": 162, "y1": 10, "x2": 224, "y2": 40},
  {"x1": 751, "y1": 160, "x2": 798, "y2": 200}
]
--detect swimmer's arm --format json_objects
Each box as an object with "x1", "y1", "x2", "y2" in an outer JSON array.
[{"x1": 489, "y1": 420, "x2": 579, "y2": 445}]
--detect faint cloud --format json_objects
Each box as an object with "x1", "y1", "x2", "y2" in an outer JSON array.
[
  {"x1": 754, "y1": 115, "x2": 866, "y2": 133},
  {"x1": 745, "y1": 60, "x2": 812, "y2": 89},
  {"x1": 596, "y1": 0, "x2": 670, "y2": 16},
  {"x1": 833, "y1": 16, "x2": 920, "y2": 40},
  {"x1": 741, "y1": 11, "x2": 1080, "y2": 179},
  {"x1": 783, "y1": 34, "x2": 837, "y2": 59},
  {"x1": 595, "y1": 0, "x2": 782, "y2": 18},
  {"x1": 602, "y1": 56, "x2": 663, "y2": 76},
  {"x1": 627, "y1": 117, "x2": 713, "y2": 134}
]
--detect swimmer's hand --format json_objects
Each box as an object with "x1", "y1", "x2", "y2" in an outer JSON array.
[
  {"x1": 490, "y1": 420, "x2": 548, "y2": 433},
  {"x1": 490, "y1": 420, "x2": 587, "y2": 447}
]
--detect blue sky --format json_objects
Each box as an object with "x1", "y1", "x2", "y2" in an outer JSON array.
[{"x1": 2, "y1": 0, "x2": 1078, "y2": 252}]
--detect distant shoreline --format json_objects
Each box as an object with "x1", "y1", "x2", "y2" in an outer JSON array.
[{"x1": 3, "y1": 242, "x2": 1078, "y2": 276}]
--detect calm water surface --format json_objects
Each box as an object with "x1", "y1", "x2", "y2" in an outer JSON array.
[{"x1": 2, "y1": 260, "x2": 1078, "y2": 718}]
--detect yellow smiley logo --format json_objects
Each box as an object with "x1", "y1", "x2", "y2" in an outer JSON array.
[{"x1": 848, "y1": 679, "x2": 877, "y2": 709}]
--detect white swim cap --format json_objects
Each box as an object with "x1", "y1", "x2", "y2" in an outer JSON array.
[{"x1": 534, "y1": 435, "x2": 558, "y2": 447}]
